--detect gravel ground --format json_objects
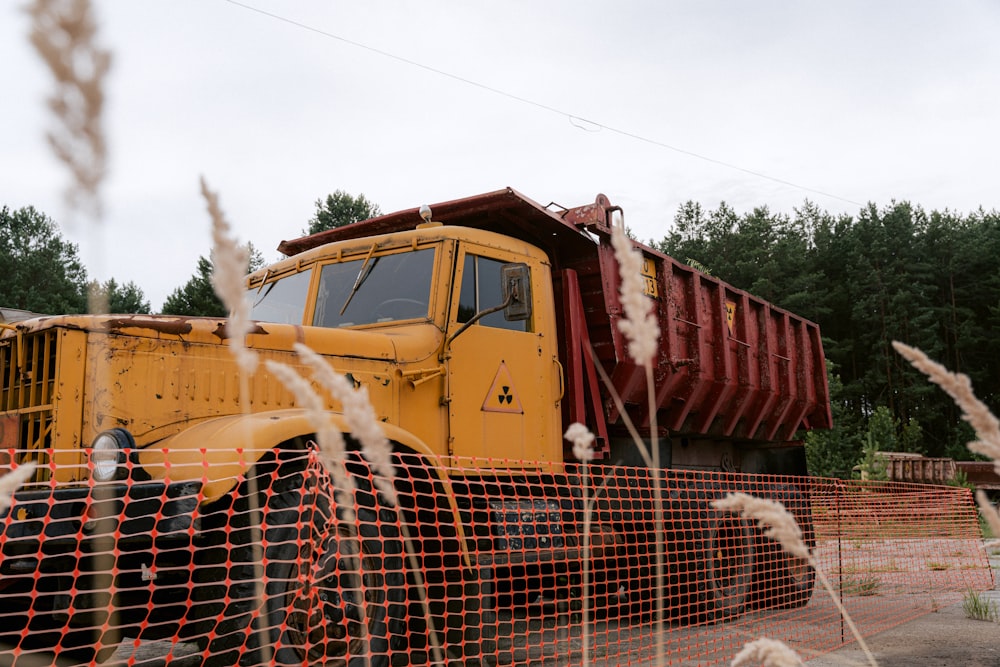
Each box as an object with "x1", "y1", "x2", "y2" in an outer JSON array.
[
  {"x1": 46, "y1": 547, "x2": 1000, "y2": 667},
  {"x1": 804, "y1": 550, "x2": 1000, "y2": 667}
]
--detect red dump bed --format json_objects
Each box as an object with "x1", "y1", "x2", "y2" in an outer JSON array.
[{"x1": 279, "y1": 188, "x2": 833, "y2": 452}]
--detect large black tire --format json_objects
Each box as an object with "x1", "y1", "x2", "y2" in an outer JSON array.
[
  {"x1": 670, "y1": 479, "x2": 756, "y2": 625},
  {"x1": 390, "y1": 455, "x2": 488, "y2": 666},
  {"x1": 197, "y1": 449, "x2": 407, "y2": 667},
  {"x1": 748, "y1": 484, "x2": 817, "y2": 611}
]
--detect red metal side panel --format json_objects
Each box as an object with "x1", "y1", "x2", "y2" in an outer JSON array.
[{"x1": 600, "y1": 239, "x2": 832, "y2": 444}]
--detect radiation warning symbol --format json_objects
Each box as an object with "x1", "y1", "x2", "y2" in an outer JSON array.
[
  {"x1": 725, "y1": 300, "x2": 737, "y2": 335},
  {"x1": 482, "y1": 362, "x2": 524, "y2": 414}
]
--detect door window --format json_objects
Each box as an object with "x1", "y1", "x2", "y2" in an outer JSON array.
[{"x1": 457, "y1": 254, "x2": 528, "y2": 332}]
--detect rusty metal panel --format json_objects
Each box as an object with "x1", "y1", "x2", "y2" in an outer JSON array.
[{"x1": 600, "y1": 237, "x2": 831, "y2": 444}]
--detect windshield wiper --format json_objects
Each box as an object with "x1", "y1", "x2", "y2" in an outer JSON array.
[{"x1": 340, "y1": 242, "x2": 379, "y2": 315}]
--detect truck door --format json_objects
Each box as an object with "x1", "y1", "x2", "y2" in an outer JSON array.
[{"x1": 445, "y1": 247, "x2": 560, "y2": 466}]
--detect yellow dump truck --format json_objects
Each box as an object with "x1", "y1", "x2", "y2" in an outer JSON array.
[{"x1": 0, "y1": 188, "x2": 831, "y2": 666}]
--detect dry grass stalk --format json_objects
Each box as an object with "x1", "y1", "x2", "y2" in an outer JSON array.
[
  {"x1": 975, "y1": 490, "x2": 1000, "y2": 548},
  {"x1": 610, "y1": 214, "x2": 666, "y2": 667},
  {"x1": 892, "y1": 341, "x2": 1000, "y2": 543},
  {"x1": 566, "y1": 422, "x2": 596, "y2": 667},
  {"x1": 292, "y1": 342, "x2": 395, "y2": 502},
  {"x1": 713, "y1": 492, "x2": 878, "y2": 667},
  {"x1": 27, "y1": 0, "x2": 110, "y2": 220},
  {"x1": 610, "y1": 218, "x2": 659, "y2": 368},
  {"x1": 712, "y1": 492, "x2": 810, "y2": 559},
  {"x1": 892, "y1": 341, "x2": 1000, "y2": 468},
  {"x1": 263, "y1": 359, "x2": 353, "y2": 507},
  {"x1": 0, "y1": 464, "x2": 38, "y2": 514},
  {"x1": 730, "y1": 637, "x2": 803, "y2": 667},
  {"x1": 292, "y1": 342, "x2": 447, "y2": 665},
  {"x1": 201, "y1": 176, "x2": 258, "y2": 375}
]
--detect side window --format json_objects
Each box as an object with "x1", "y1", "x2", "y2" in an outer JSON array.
[{"x1": 457, "y1": 254, "x2": 528, "y2": 332}]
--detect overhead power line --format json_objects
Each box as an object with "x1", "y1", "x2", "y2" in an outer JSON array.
[{"x1": 223, "y1": 0, "x2": 863, "y2": 207}]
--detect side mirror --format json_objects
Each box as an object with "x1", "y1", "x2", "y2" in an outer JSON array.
[{"x1": 502, "y1": 263, "x2": 531, "y2": 321}]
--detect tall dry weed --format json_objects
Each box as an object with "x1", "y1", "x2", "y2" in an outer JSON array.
[
  {"x1": 730, "y1": 637, "x2": 803, "y2": 667},
  {"x1": 201, "y1": 176, "x2": 258, "y2": 375},
  {"x1": 892, "y1": 341, "x2": 1000, "y2": 546},
  {"x1": 0, "y1": 464, "x2": 38, "y2": 514},
  {"x1": 566, "y1": 422, "x2": 596, "y2": 667},
  {"x1": 713, "y1": 492, "x2": 877, "y2": 667},
  {"x1": 27, "y1": 0, "x2": 110, "y2": 221},
  {"x1": 28, "y1": 0, "x2": 110, "y2": 312},
  {"x1": 610, "y1": 214, "x2": 669, "y2": 666},
  {"x1": 292, "y1": 342, "x2": 394, "y2": 500}
]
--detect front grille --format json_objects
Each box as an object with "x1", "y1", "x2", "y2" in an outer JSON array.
[{"x1": 1, "y1": 330, "x2": 59, "y2": 479}]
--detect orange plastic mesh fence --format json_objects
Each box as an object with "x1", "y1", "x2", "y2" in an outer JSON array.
[{"x1": 0, "y1": 449, "x2": 993, "y2": 666}]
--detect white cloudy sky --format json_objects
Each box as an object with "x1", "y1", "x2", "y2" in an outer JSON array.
[{"x1": 3, "y1": 1, "x2": 998, "y2": 311}]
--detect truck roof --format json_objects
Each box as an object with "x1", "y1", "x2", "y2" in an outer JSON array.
[{"x1": 277, "y1": 187, "x2": 599, "y2": 259}]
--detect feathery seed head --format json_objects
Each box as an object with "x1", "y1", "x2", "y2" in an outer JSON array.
[
  {"x1": 292, "y1": 343, "x2": 396, "y2": 503},
  {"x1": 731, "y1": 638, "x2": 803, "y2": 667},
  {"x1": 712, "y1": 492, "x2": 810, "y2": 559},
  {"x1": 565, "y1": 422, "x2": 596, "y2": 463},
  {"x1": 201, "y1": 176, "x2": 258, "y2": 375},
  {"x1": 0, "y1": 464, "x2": 37, "y2": 515},
  {"x1": 263, "y1": 360, "x2": 353, "y2": 505},
  {"x1": 28, "y1": 0, "x2": 111, "y2": 220},
  {"x1": 892, "y1": 341, "x2": 1000, "y2": 473},
  {"x1": 610, "y1": 217, "x2": 659, "y2": 367}
]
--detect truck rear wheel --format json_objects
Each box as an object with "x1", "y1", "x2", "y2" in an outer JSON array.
[
  {"x1": 748, "y1": 485, "x2": 816, "y2": 610},
  {"x1": 671, "y1": 481, "x2": 755, "y2": 625}
]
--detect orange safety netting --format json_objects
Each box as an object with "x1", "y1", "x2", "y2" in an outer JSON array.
[{"x1": 0, "y1": 449, "x2": 993, "y2": 666}]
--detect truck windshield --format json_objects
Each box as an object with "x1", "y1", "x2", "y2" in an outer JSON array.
[
  {"x1": 247, "y1": 269, "x2": 312, "y2": 324},
  {"x1": 313, "y1": 248, "x2": 436, "y2": 328}
]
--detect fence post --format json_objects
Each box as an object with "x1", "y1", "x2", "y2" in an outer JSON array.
[{"x1": 835, "y1": 479, "x2": 845, "y2": 645}]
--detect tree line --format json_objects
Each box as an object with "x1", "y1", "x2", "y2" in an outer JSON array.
[
  {"x1": 656, "y1": 200, "x2": 1000, "y2": 476},
  {"x1": 4, "y1": 191, "x2": 995, "y2": 477},
  {"x1": 0, "y1": 190, "x2": 379, "y2": 318}
]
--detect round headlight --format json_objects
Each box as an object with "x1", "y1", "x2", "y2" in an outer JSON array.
[{"x1": 91, "y1": 431, "x2": 123, "y2": 481}]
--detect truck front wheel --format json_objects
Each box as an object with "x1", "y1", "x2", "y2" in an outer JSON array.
[{"x1": 202, "y1": 450, "x2": 406, "y2": 667}]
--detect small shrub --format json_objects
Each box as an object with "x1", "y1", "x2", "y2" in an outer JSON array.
[
  {"x1": 961, "y1": 589, "x2": 999, "y2": 622},
  {"x1": 841, "y1": 575, "x2": 881, "y2": 596}
]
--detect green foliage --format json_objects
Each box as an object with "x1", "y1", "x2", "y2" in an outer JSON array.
[
  {"x1": 160, "y1": 242, "x2": 264, "y2": 317},
  {"x1": 306, "y1": 190, "x2": 381, "y2": 235},
  {"x1": 0, "y1": 205, "x2": 88, "y2": 314},
  {"x1": 160, "y1": 256, "x2": 225, "y2": 317},
  {"x1": 857, "y1": 433, "x2": 888, "y2": 481},
  {"x1": 946, "y1": 468, "x2": 973, "y2": 490},
  {"x1": 866, "y1": 406, "x2": 898, "y2": 451},
  {"x1": 246, "y1": 241, "x2": 267, "y2": 273},
  {"x1": 658, "y1": 198, "x2": 1000, "y2": 463},
  {"x1": 805, "y1": 364, "x2": 863, "y2": 477},
  {"x1": 962, "y1": 589, "x2": 999, "y2": 622},
  {"x1": 87, "y1": 278, "x2": 151, "y2": 314}
]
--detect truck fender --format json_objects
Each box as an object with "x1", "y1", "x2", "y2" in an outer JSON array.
[
  {"x1": 137, "y1": 408, "x2": 444, "y2": 501},
  {"x1": 140, "y1": 409, "x2": 475, "y2": 567}
]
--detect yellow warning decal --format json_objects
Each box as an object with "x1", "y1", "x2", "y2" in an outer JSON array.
[
  {"x1": 641, "y1": 256, "x2": 659, "y2": 297},
  {"x1": 482, "y1": 362, "x2": 524, "y2": 414},
  {"x1": 725, "y1": 300, "x2": 736, "y2": 335}
]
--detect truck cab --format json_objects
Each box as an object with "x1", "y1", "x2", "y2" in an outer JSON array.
[{"x1": 245, "y1": 221, "x2": 564, "y2": 468}]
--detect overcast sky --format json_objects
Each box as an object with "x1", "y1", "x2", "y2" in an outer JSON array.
[{"x1": 3, "y1": 1, "x2": 998, "y2": 311}]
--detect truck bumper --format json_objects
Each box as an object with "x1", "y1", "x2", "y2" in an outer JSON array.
[{"x1": 0, "y1": 479, "x2": 203, "y2": 643}]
